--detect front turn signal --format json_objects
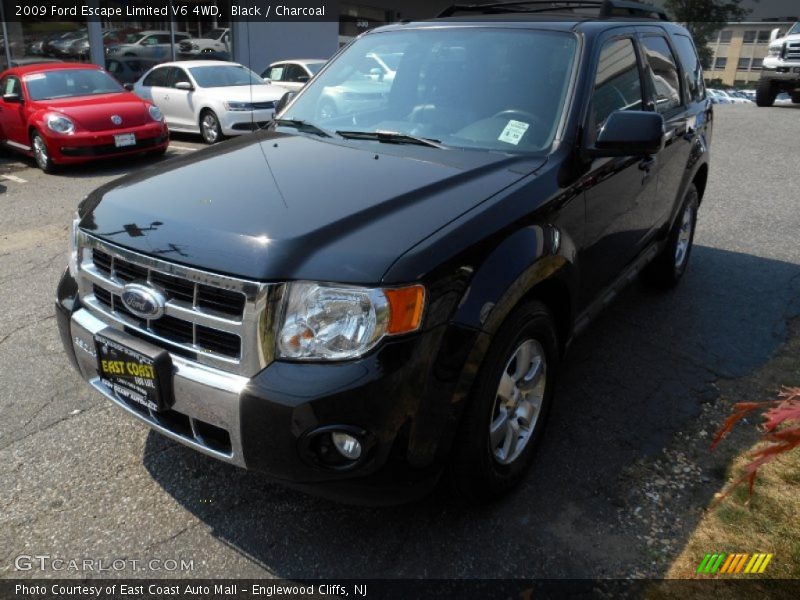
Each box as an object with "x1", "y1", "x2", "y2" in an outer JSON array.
[{"x1": 384, "y1": 285, "x2": 426, "y2": 334}]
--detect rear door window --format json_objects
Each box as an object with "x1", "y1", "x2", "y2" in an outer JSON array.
[
  {"x1": 671, "y1": 33, "x2": 705, "y2": 102},
  {"x1": 142, "y1": 67, "x2": 170, "y2": 87},
  {"x1": 641, "y1": 35, "x2": 682, "y2": 114},
  {"x1": 591, "y1": 38, "x2": 644, "y2": 131}
]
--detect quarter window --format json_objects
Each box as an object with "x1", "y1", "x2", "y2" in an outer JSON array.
[
  {"x1": 591, "y1": 38, "x2": 643, "y2": 131},
  {"x1": 641, "y1": 36, "x2": 682, "y2": 113}
]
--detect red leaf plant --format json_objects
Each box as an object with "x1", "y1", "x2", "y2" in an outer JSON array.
[{"x1": 710, "y1": 387, "x2": 800, "y2": 504}]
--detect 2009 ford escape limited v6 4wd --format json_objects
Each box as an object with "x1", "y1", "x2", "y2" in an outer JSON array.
[{"x1": 57, "y1": 1, "x2": 712, "y2": 504}]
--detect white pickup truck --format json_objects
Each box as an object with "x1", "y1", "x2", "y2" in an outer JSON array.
[{"x1": 757, "y1": 22, "x2": 800, "y2": 106}]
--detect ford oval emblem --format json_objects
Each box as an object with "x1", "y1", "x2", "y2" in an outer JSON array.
[
  {"x1": 120, "y1": 284, "x2": 166, "y2": 320},
  {"x1": 111, "y1": 114, "x2": 123, "y2": 125}
]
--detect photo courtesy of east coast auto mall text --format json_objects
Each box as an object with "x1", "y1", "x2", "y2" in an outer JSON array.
[{"x1": 1, "y1": 0, "x2": 799, "y2": 598}]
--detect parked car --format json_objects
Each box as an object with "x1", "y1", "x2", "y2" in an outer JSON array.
[
  {"x1": 757, "y1": 20, "x2": 800, "y2": 106},
  {"x1": 775, "y1": 91, "x2": 793, "y2": 104},
  {"x1": 107, "y1": 31, "x2": 191, "y2": 60},
  {"x1": 262, "y1": 59, "x2": 326, "y2": 92},
  {"x1": 133, "y1": 61, "x2": 287, "y2": 143},
  {"x1": 177, "y1": 28, "x2": 231, "y2": 57},
  {"x1": 8, "y1": 58, "x2": 63, "y2": 68},
  {"x1": 0, "y1": 63, "x2": 168, "y2": 172},
  {"x1": 58, "y1": 0, "x2": 711, "y2": 504},
  {"x1": 68, "y1": 29, "x2": 141, "y2": 60},
  {"x1": 105, "y1": 58, "x2": 160, "y2": 85},
  {"x1": 43, "y1": 30, "x2": 87, "y2": 58},
  {"x1": 707, "y1": 89, "x2": 731, "y2": 104}
]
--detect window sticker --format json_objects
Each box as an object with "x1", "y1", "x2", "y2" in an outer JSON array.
[
  {"x1": 498, "y1": 120, "x2": 530, "y2": 145},
  {"x1": 23, "y1": 73, "x2": 46, "y2": 81}
]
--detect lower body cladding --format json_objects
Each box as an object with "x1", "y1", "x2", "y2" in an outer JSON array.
[{"x1": 56, "y1": 273, "x2": 483, "y2": 504}]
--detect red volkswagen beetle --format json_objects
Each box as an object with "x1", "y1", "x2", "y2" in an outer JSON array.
[{"x1": 0, "y1": 63, "x2": 169, "y2": 172}]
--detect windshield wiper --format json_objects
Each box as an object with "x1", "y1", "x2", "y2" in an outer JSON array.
[
  {"x1": 335, "y1": 130, "x2": 446, "y2": 148},
  {"x1": 274, "y1": 119, "x2": 332, "y2": 138}
]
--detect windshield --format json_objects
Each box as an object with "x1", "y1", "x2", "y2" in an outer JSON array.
[
  {"x1": 789, "y1": 22, "x2": 800, "y2": 36},
  {"x1": 307, "y1": 62, "x2": 324, "y2": 75},
  {"x1": 188, "y1": 65, "x2": 263, "y2": 88},
  {"x1": 25, "y1": 69, "x2": 124, "y2": 100},
  {"x1": 282, "y1": 28, "x2": 577, "y2": 153}
]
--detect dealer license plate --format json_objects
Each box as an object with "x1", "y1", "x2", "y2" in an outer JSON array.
[
  {"x1": 114, "y1": 133, "x2": 136, "y2": 148},
  {"x1": 94, "y1": 330, "x2": 172, "y2": 412}
]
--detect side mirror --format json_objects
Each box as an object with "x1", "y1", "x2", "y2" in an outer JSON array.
[
  {"x1": 263, "y1": 77, "x2": 272, "y2": 83},
  {"x1": 296, "y1": 75, "x2": 310, "y2": 84},
  {"x1": 770, "y1": 27, "x2": 780, "y2": 42},
  {"x1": 123, "y1": 83, "x2": 134, "y2": 91},
  {"x1": 274, "y1": 91, "x2": 298, "y2": 116},
  {"x1": 174, "y1": 81, "x2": 193, "y2": 91},
  {"x1": 2, "y1": 92, "x2": 22, "y2": 103},
  {"x1": 589, "y1": 110, "x2": 664, "y2": 158}
]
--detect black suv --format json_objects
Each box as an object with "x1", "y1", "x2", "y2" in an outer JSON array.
[{"x1": 57, "y1": 1, "x2": 712, "y2": 504}]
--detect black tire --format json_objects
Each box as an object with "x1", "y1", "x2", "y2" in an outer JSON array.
[
  {"x1": 791, "y1": 93, "x2": 800, "y2": 104},
  {"x1": 148, "y1": 145, "x2": 169, "y2": 158},
  {"x1": 200, "y1": 110, "x2": 224, "y2": 144},
  {"x1": 30, "y1": 131, "x2": 56, "y2": 174},
  {"x1": 641, "y1": 184, "x2": 699, "y2": 289},
  {"x1": 755, "y1": 79, "x2": 777, "y2": 107},
  {"x1": 450, "y1": 300, "x2": 559, "y2": 503}
]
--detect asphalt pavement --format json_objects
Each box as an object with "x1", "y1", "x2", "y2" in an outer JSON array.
[{"x1": 1, "y1": 106, "x2": 800, "y2": 579}]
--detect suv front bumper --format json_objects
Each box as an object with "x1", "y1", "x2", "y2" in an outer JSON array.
[{"x1": 56, "y1": 271, "x2": 482, "y2": 503}]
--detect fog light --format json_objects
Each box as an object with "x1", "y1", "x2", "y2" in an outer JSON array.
[{"x1": 331, "y1": 432, "x2": 362, "y2": 460}]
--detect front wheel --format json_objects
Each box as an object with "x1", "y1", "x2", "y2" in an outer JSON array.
[
  {"x1": 450, "y1": 301, "x2": 559, "y2": 502},
  {"x1": 200, "y1": 110, "x2": 223, "y2": 144},
  {"x1": 755, "y1": 79, "x2": 777, "y2": 107},
  {"x1": 641, "y1": 184, "x2": 699, "y2": 289},
  {"x1": 31, "y1": 131, "x2": 56, "y2": 173}
]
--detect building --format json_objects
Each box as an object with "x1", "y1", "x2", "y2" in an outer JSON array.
[
  {"x1": 705, "y1": 21, "x2": 795, "y2": 87},
  {"x1": 0, "y1": 1, "x2": 460, "y2": 74}
]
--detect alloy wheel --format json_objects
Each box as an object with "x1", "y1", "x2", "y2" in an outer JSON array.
[
  {"x1": 201, "y1": 113, "x2": 220, "y2": 144},
  {"x1": 674, "y1": 202, "x2": 695, "y2": 269},
  {"x1": 32, "y1": 134, "x2": 50, "y2": 171},
  {"x1": 489, "y1": 339, "x2": 547, "y2": 465}
]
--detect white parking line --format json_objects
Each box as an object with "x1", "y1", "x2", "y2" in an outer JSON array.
[
  {"x1": 169, "y1": 145, "x2": 199, "y2": 152},
  {"x1": 1, "y1": 174, "x2": 27, "y2": 183}
]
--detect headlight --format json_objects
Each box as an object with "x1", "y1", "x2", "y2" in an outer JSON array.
[
  {"x1": 45, "y1": 113, "x2": 74, "y2": 134},
  {"x1": 224, "y1": 101, "x2": 255, "y2": 111},
  {"x1": 148, "y1": 105, "x2": 164, "y2": 121},
  {"x1": 276, "y1": 282, "x2": 425, "y2": 361},
  {"x1": 68, "y1": 211, "x2": 81, "y2": 278},
  {"x1": 767, "y1": 45, "x2": 782, "y2": 57}
]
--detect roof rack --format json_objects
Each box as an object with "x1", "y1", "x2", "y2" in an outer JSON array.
[{"x1": 437, "y1": 0, "x2": 670, "y2": 21}]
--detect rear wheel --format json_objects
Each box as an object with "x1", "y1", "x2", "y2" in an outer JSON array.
[
  {"x1": 31, "y1": 131, "x2": 56, "y2": 174},
  {"x1": 755, "y1": 79, "x2": 777, "y2": 107},
  {"x1": 642, "y1": 184, "x2": 699, "y2": 289},
  {"x1": 450, "y1": 301, "x2": 559, "y2": 502},
  {"x1": 200, "y1": 110, "x2": 223, "y2": 144}
]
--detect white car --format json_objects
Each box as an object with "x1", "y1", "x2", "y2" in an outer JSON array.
[
  {"x1": 262, "y1": 59, "x2": 327, "y2": 92},
  {"x1": 134, "y1": 61, "x2": 289, "y2": 144},
  {"x1": 107, "y1": 31, "x2": 191, "y2": 60},
  {"x1": 178, "y1": 28, "x2": 231, "y2": 56}
]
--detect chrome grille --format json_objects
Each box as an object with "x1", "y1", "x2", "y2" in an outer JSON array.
[
  {"x1": 76, "y1": 233, "x2": 282, "y2": 377},
  {"x1": 787, "y1": 42, "x2": 800, "y2": 61}
]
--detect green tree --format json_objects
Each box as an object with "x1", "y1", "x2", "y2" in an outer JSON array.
[{"x1": 665, "y1": 0, "x2": 752, "y2": 68}]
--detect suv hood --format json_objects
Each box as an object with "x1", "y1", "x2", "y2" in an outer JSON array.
[{"x1": 81, "y1": 132, "x2": 543, "y2": 283}]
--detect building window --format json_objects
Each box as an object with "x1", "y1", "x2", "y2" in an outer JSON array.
[
  {"x1": 718, "y1": 30, "x2": 732, "y2": 43},
  {"x1": 743, "y1": 30, "x2": 757, "y2": 44},
  {"x1": 757, "y1": 30, "x2": 771, "y2": 43},
  {"x1": 751, "y1": 58, "x2": 763, "y2": 70},
  {"x1": 738, "y1": 57, "x2": 750, "y2": 70},
  {"x1": 714, "y1": 57, "x2": 727, "y2": 69}
]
